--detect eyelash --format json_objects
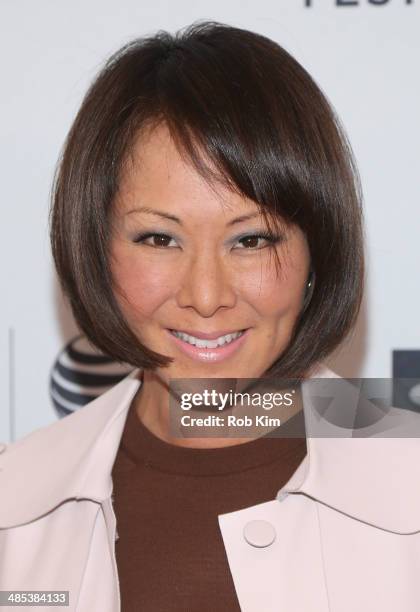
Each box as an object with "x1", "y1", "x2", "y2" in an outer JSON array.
[{"x1": 132, "y1": 231, "x2": 282, "y2": 250}]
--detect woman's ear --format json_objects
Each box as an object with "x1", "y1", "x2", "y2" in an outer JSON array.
[{"x1": 301, "y1": 269, "x2": 315, "y2": 313}]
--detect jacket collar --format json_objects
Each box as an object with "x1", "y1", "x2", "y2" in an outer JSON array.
[
  {"x1": 279, "y1": 367, "x2": 420, "y2": 534},
  {"x1": 0, "y1": 368, "x2": 141, "y2": 528},
  {"x1": 0, "y1": 365, "x2": 419, "y2": 533}
]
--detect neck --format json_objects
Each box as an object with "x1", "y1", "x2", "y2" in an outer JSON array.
[{"x1": 133, "y1": 369, "x2": 304, "y2": 449}]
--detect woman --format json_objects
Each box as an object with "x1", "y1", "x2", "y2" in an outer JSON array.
[{"x1": 1, "y1": 20, "x2": 420, "y2": 612}]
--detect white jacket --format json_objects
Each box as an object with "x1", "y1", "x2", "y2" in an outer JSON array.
[{"x1": 1, "y1": 364, "x2": 420, "y2": 611}]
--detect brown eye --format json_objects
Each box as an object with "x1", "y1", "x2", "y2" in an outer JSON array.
[
  {"x1": 150, "y1": 234, "x2": 171, "y2": 247},
  {"x1": 239, "y1": 236, "x2": 262, "y2": 249},
  {"x1": 133, "y1": 233, "x2": 177, "y2": 248},
  {"x1": 235, "y1": 233, "x2": 280, "y2": 250}
]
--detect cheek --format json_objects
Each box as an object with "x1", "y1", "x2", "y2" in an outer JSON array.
[
  {"x1": 241, "y1": 261, "x2": 306, "y2": 317},
  {"x1": 110, "y1": 252, "x2": 175, "y2": 320}
]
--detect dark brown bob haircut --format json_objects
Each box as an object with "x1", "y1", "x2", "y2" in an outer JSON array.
[{"x1": 49, "y1": 20, "x2": 365, "y2": 381}]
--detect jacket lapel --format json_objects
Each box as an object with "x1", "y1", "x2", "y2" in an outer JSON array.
[
  {"x1": 218, "y1": 366, "x2": 420, "y2": 611},
  {"x1": 278, "y1": 370, "x2": 420, "y2": 535},
  {"x1": 2, "y1": 362, "x2": 420, "y2": 534},
  {"x1": 0, "y1": 368, "x2": 142, "y2": 529}
]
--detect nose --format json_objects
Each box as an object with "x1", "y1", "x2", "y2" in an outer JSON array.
[{"x1": 175, "y1": 249, "x2": 237, "y2": 317}]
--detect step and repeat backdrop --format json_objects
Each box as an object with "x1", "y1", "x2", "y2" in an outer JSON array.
[{"x1": 2, "y1": 0, "x2": 419, "y2": 442}]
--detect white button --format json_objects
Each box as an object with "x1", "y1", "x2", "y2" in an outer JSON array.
[
  {"x1": 243, "y1": 520, "x2": 276, "y2": 548},
  {"x1": 0, "y1": 442, "x2": 7, "y2": 454}
]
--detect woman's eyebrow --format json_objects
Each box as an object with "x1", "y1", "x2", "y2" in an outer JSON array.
[{"x1": 126, "y1": 206, "x2": 261, "y2": 226}]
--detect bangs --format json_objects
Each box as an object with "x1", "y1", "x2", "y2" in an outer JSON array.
[{"x1": 150, "y1": 32, "x2": 317, "y2": 235}]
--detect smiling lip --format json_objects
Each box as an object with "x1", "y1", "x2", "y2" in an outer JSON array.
[
  {"x1": 166, "y1": 328, "x2": 250, "y2": 363},
  {"x1": 168, "y1": 328, "x2": 247, "y2": 340}
]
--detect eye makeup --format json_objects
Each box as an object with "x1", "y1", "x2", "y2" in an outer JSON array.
[
  {"x1": 132, "y1": 232, "x2": 176, "y2": 248},
  {"x1": 131, "y1": 230, "x2": 285, "y2": 249},
  {"x1": 232, "y1": 230, "x2": 285, "y2": 249}
]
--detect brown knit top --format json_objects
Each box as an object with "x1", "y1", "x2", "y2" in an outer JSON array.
[{"x1": 111, "y1": 397, "x2": 307, "y2": 612}]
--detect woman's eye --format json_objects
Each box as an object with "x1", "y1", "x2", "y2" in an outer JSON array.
[
  {"x1": 234, "y1": 233, "x2": 279, "y2": 250},
  {"x1": 132, "y1": 232, "x2": 281, "y2": 250},
  {"x1": 133, "y1": 233, "x2": 177, "y2": 248}
]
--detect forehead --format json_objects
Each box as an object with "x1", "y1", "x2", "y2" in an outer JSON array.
[{"x1": 115, "y1": 122, "x2": 264, "y2": 221}]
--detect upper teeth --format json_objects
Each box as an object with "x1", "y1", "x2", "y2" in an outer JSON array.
[{"x1": 171, "y1": 330, "x2": 244, "y2": 348}]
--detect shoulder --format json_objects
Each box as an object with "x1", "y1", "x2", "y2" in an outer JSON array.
[{"x1": 0, "y1": 368, "x2": 142, "y2": 528}]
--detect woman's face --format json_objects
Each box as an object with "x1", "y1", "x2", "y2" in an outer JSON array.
[{"x1": 109, "y1": 122, "x2": 311, "y2": 382}]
